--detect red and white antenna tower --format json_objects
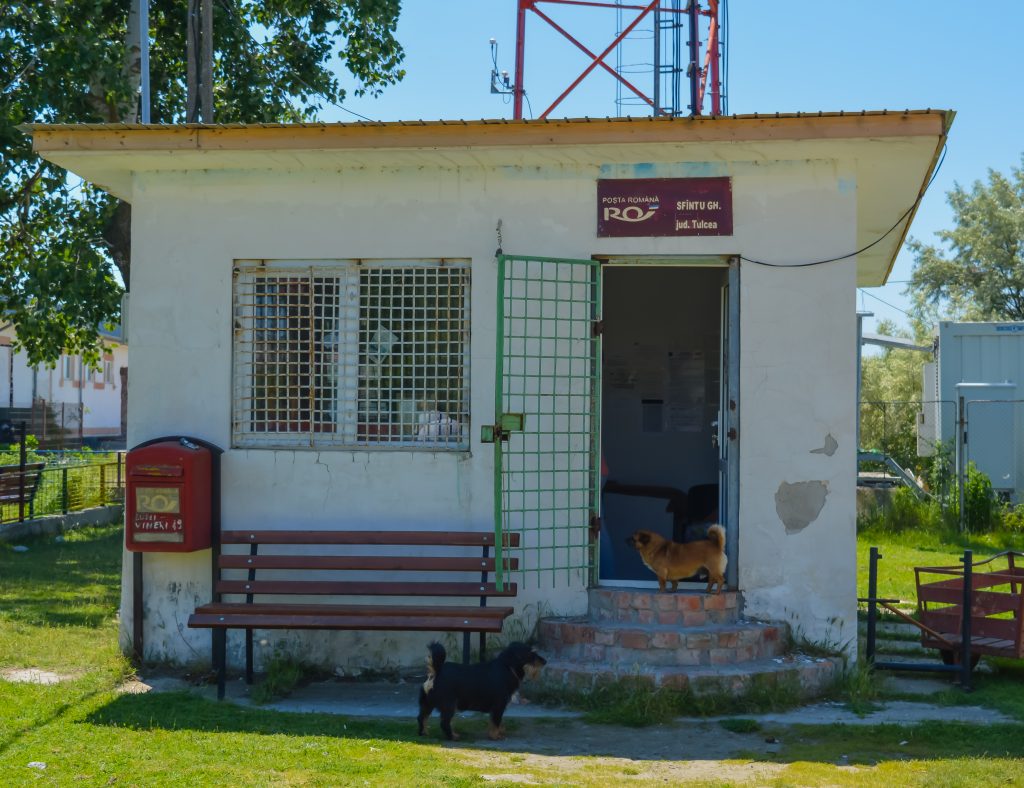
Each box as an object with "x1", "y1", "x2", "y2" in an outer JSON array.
[{"x1": 501, "y1": 0, "x2": 724, "y2": 120}]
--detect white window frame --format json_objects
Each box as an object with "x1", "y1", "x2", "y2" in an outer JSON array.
[{"x1": 231, "y1": 259, "x2": 471, "y2": 451}]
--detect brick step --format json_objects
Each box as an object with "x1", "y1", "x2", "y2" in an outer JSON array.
[
  {"x1": 588, "y1": 587, "x2": 741, "y2": 626},
  {"x1": 528, "y1": 655, "x2": 840, "y2": 698},
  {"x1": 538, "y1": 618, "x2": 787, "y2": 666}
]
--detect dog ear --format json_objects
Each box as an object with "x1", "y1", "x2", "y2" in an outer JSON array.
[{"x1": 637, "y1": 532, "x2": 650, "y2": 545}]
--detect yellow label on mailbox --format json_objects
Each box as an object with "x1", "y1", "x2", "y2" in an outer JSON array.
[{"x1": 136, "y1": 486, "x2": 181, "y2": 513}]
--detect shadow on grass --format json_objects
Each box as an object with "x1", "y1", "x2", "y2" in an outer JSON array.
[
  {"x1": 85, "y1": 691, "x2": 413, "y2": 741},
  {"x1": 82, "y1": 690, "x2": 1024, "y2": 766}
]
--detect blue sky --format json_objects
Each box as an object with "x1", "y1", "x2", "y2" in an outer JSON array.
[{"x1": 326, "y1": 1, "x2": 1024, "y2": 338}]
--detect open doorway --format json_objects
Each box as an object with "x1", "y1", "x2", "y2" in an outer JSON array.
[{"x1": 599, "y1": 263, "x2": 732, "y2": 585}]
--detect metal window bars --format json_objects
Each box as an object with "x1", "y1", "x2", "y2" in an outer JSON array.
[{"x1": 232, "y1": 260, "x2": 470, "y2": 450}]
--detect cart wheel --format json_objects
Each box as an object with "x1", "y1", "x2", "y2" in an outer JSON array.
[{"x1": 939, "y1": 649, "x2": 981, "y2": 668}]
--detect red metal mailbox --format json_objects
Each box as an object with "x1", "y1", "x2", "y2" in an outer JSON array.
[{"x1": 126, "y1": 439, "x2": 212, "y2": 552}]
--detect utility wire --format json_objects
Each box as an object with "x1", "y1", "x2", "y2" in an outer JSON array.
[
  {"x1": 1, "y1": 55, "x2": 37, "y2": 95},
  {"x1": 741, "y1": 142, "x2": 948, "y2": 268},
  {"x1": 858, "y1": 288, "x2": 914, "y2": 319}
]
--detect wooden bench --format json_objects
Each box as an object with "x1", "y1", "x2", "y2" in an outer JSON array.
[
  {"x1": 187, "y1": 529, "x2": 520, "y2": 699},
  {"x1": 0, "y1": 462, "x2": 45, "y2": 523}
]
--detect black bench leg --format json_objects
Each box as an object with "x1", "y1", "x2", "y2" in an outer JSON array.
[
  {"x1": 213, "y1": 629, "x2": 227, "y2": 700},
  {"x1": 479, "y1": 631, "x2": 486, "y2": 663},
  {"x1": 245, "y1": 629, "x2": 254, "y2": 684},
  {"x1": 463, "y1": 631, "x2": 471, "y2": 664}
]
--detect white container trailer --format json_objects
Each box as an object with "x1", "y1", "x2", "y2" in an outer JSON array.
[{"x1": 930, "y1": 322, "x2": 1024, "y2": 500}]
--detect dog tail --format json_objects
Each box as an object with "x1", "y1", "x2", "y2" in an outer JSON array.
[
  {"x1": 426, "y1": 642, "x2": 446, "y2": 676},
  {"x1": 423, "y1": 642, "x2": 446, "y2": 694},
  {"x1": 707, "y1": 524, "x2": 726, "y2": 551}
]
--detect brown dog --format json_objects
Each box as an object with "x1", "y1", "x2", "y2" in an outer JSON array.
[{"x1": 627, "y1": 524, "x2": 727, "y2": 594}]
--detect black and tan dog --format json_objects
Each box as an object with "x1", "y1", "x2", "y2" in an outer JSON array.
[
  {"x1": 417, "y1": 641, "x2": 546, "y2": 741},
  {"x1": 627, "y1": 524, "x2": 727, "y2": 594}
]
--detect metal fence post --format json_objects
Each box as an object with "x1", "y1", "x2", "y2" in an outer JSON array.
[
  {"x1": 865, "y1": 546, "x2": 880, "y2": 665},
  {"x1": 100, "y1": 463, "x2": 107, "y2": 505},
  {"x1": 17, "y1": 422, "x2": 27, "y2": 522},
  {"x1": 61, "y1": 466, "x2": 69, "y2": 514},
  {"x1": 960, "y1": 549, "x2": 973, "y2": 690},
  {"x1": 957, "y1": 396, "x2": 966, "y2": 532}
]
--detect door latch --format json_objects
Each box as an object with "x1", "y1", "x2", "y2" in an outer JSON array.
[{"x1": 480, "y1": 413, "x2": 525, "y2": 443}]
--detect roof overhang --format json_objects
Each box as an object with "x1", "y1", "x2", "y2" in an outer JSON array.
[{"x1": 26, "y1": 111, "x2": 952, "y2": 286}]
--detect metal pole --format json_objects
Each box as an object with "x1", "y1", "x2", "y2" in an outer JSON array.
[
  {"x1": 513, "y1": 0, "x2": 529, "y2": 119},
  {"x1": 17, "y1": 422, "x2": 26, "y2": 522},
  {"x1": 133, "y1": 552, "x2": 144, "y2": 661},
  {"x1": 139, "y1": 0, "x2": 150, "y2": 123},
  {"x1": 653, "y1": 3, "x2": 661, "y2": 115},
  {"x1": 186, "y1": 0, "x2": 199, "y2": 122},
  {"x1": 865, "y1": 546, "x2": 879, "y2": 664},
  {"x1": 687, "y1": 0, "x2": 700, "y2": 114},
  {"x1": 707, "y1": 0, "x2": 721, "y2": 115},
  {"x1": 201, "y1": 0, "x2": 213, "y2": 122},
  {"x1": 960, "y1": 549, "x2": 973, "y2": 690},
  {"x1": 957, "y1": 396, "x2": 966, "y2": 532}
]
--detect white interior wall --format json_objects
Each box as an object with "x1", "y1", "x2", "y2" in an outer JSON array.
[{"x1": 121, "y1": 155, "x2": 858, "y2": 667}]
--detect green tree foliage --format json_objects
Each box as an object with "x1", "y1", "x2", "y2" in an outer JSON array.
[
  {"x1": 859, "y1": 319, "x2": 932, "y2": 471},
  {"x1": 907, "y1": 156, "x2": 1024, "y2": 326},
  {"x1": 1, "y1": 0, "x2": 404, "y2": 367}
]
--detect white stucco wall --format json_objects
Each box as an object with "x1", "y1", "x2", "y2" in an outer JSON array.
[{"x1": 120, "y1": 151, "x2": 857, "y2": 669}]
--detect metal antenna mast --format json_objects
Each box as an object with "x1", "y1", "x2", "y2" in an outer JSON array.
[{"x1": 501, "y1": 0, "x2": 724, "y2": 119}]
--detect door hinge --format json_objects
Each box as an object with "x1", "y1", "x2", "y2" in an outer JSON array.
[
  {"x1": 591, "y1": 320, "x2": 604, "y2": 337},
  {"x1": 589, "y1": 513, "x2": 602, "y2": 539},
  {"x1": 727, "y1": 428, "x2": 738, "y2": 440}
]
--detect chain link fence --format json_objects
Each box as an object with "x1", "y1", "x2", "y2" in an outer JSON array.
[
  {"x1": 1, "y1": 449, "x2": 124, "y2": 526},
  {"x1": 859, "y1": 397, "x2": 1024, "y2": 530}
]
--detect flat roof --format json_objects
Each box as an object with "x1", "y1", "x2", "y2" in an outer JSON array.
[
  {"x1": 28, "y1": 110, "x2": 950, "y2": 151},
  {"x1": 27, "y1": 110, "x2": 952, "y2": 286}
]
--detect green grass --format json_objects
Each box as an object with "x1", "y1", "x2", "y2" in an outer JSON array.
[
  {"x1": 2, "y1": 522, "x2": 1024, "y2": 786},
  {"x1": 857, "y1": 524, "x2": 1024, "y2": 611}
]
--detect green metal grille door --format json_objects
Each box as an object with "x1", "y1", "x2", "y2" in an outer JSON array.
[{"x1": 487, "y1": 254, "x2": 602, "y2": 590}]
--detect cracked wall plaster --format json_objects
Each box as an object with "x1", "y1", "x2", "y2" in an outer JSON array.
[{"x1": 775, "y1": 480, "x2": 829, "y2": 534}]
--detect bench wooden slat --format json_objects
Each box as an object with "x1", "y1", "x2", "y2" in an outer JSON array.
[
  {"x1": 922, "y1": 609, "x2": 1019, "y2": 642},
  {"x1": 195, "y1": 602, "x2": 514, "y2": 618},
  {"x1": 218, "y1": 554, "x2": 519, "y2": 572},
  {"x1": 189, "y1": 612, "x2": 510, "y2": 632},
  {"x1": 216, "y1": 580, "x2": 519, "y2": 597},
  {"x1": 0, "y1": 463, "x2": 44, "y2": 509},
  {"x1": 919, "y1": 586, "x2": 1021, "y2": 613},
  {"x1": 220, "y1": 529, "x2": 521, "y2": 547}
]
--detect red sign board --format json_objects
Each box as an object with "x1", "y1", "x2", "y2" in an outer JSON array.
[{"x1": 597, "y1": 177, "x2": 733, "y2": 237}]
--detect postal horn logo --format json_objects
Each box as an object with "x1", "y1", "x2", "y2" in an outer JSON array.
[{"x1": 604, "y1": 198, "x2": 659, "y2": 223}]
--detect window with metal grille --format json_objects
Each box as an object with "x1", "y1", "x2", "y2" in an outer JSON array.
[{"x1": 232, "y1": 260, "x2": 470, "y2": 450}]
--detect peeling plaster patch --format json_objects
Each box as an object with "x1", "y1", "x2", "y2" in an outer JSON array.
[
  {"x1": 810, "y1": 434, "x2": 838, "y2": 457},
  {"x1": 775, "y1": 481, "x2": 829, "y2": 534}
]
